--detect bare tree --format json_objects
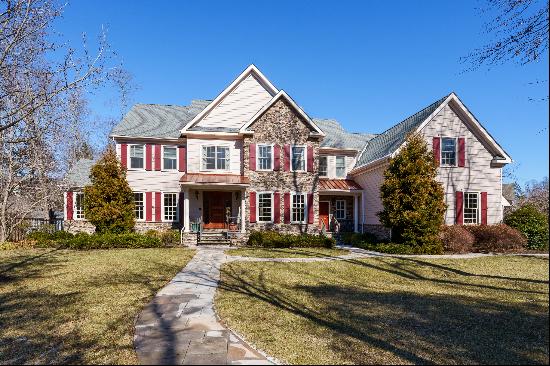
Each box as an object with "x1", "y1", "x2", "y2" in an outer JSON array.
[{"x1": 462, "y1": 0, "x2": 549, "y2": 70}]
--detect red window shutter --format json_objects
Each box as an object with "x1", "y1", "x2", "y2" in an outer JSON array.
[
  {"x1": 154, "y1": 145, "x2": 161, "y2": 171},
  {"x1": 179, "y1": 192, "x2": 185, "y2": 224},
  {"x1": 274, "y1": 144, "x2": 281, "y2": 171},
  {"x1": 66, "y1": 192, "x2": 73, "y2": 220},
  {"x1": 481, "y1": 192, "x2": 488, "y2": 225},
  {"x1": 249, "y1": 143, "x2": 256, "y2": 171},
  {"x1": 458, "y1": 138, "x2": 465, "y2": 167},
  {"x1": 145, "y1": 192, "x2": 153, "y2": 222},
  {"x1": 155, "y1": 192, "x2": 162, "y2": 222},
  {"x1": 307, "y1": 146, "x2": 314, "y2": 172},
  {"x1": 284, "y1": 144, "x2": 291, "y2": 171},
  {"x1": 120, "y1": 143, "x2": 128, "y2": 169},
  {"x1": 433, "y1": 137, "x2": 440, "y2": 166},
  {"x1": 178, "y1": 146, "x2": 186, "y2": 172},
  {"x1": 145, "y1": 144, "x2": 152, "y2": 171},
  {"x1": 455, "y1": 191, "x2": 463, "y2": 225},
  {"x1": 307, "y1": 193, "x2": 314, "y2": 224},
  {"x1": 284, "y1": 193, "x2": 291, "y2": 224},
  {"x1": 249, "y1": 192, "x2": 257, "y2": 223},
  {"x1": 273, "y1": 192, "x2": 281, "y2": 223}
]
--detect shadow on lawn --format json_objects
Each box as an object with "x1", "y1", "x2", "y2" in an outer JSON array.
[{"x1": 219, "y1": 258, "x2": 549, "y2": 364}]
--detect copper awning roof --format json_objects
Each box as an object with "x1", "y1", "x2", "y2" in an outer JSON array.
[
  {"x1": 180, "y1": 173, "x2": 250, "y2": 185},
  {"x1": 319, "y1": 178, "x2": 362, "y2": 191}
]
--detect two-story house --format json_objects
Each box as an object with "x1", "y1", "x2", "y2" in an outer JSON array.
[{"x1": 64, "y1": 65, "x2": 511, "y2": 244}]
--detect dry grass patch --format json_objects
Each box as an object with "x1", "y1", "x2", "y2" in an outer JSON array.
[
  {"x1": 216, "y1": 255, "x2": 549, "y2": 364},
  {"x1": 225, "y1": 247, "x2": 348, "y2": 258},
  {"x1": 0, "y1": 248, "x2": 195, "y2": 364}
]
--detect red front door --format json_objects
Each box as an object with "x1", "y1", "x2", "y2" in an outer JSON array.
[
  {"x1": 319, "y1": 201, "x2": 330, "y2": 230},
  {"x1": 203, "y1": 191, "x2": 232, "y2": 229}
]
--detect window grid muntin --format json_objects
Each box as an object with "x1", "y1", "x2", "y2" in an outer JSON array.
[
  {"x1": 292, "y1": 194, "x2": 306, "y2": 223},
  {"x1": 163, "y1": 147, "x2": 177, "y2": 170},
  {"x1": 163, "y1": 193, "x2": 177, "y2": 221},
  {"x1": 134, "y1": 192, "x2": 144, "y2": 220},
  {"x1": 258, "y1": 193, "x2": 273, "y2": 222},
  {"x1": 335, "y1": 200, "x2": 346, "y2": 219},
  {"x1": 130, "y1": 144, "x2": 144, "y2": 169},
  {"x1": 441, "y1": 137, "x2": 457, "y2": 166},
  {"x1": 319, "y1": 156, "x2": 328, "y2": 177},
  {"x1": 335, "y1": 156, "x2": 346, "y2": 177},
  {"x1": 463, "y1": 192, "x2": 479, "y2": 224},
  {"x1": 75, "y1": 192, "x2": 85, "y2": 220},
  {"x1": 291, "y1": 146, "x2": 305, "y2": 171},
  {"x1": 258, "y1": 145, "x2": 272, "y2": 170},
  {"x1": 202, "y1": 146, "x2": 230, "y2": 170}
]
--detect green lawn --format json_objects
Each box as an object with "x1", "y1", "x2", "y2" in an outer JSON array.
[
  {"x1": 0, "y1": 248, "x2": 195, "y2": 364},
  {"x1": 216, "y1": 255, "x2": 549, "y2": 365},
  {"x1": 226, "y1": 247, "x2": 349, "y2": 258}
]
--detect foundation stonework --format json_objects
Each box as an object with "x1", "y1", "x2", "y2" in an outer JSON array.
[{"x1": 363, "y1": 224, "x2": 391, "y2": 241}]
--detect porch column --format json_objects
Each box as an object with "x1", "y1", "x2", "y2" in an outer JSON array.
[
  {"x1": 240, "y1": 189, "x2": 246, "y2": 233},
  {"x1": 183, "y1": 187, "x2": 190, "y2": 233},
  {"x1": 354, "y1": 193, "x2": 359, "y2": 233},
  {"x1": 361, "y1": 191, "x2": 365, "y2": 233}
]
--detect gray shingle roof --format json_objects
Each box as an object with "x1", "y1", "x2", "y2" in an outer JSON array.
[
  {"x1": 110, "y1": 100, "x2": 211, "y2": 138},
  {"x1": 355, "y1": 95, "x2": 449, "y2": 168},
  {"x1": 314, "y1": 118, "x2": 376, "y2": 150},
  {"x1": 66, "y1": 159, "x2": 95, "y2": 187}
]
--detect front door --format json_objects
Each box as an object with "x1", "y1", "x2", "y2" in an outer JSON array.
[
  {"x1": 203, "y1": 191, "x2": 232, "y2": 229},
  {"x1": 319, "y1": 201, "x2": 330, "y2": 230}
]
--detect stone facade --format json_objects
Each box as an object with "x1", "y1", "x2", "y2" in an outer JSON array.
[
  {"x1": 243, "y1": 98, "x2": 322, "y2": 235},
  {"x1": 64, "y1": 220, "x2": 95, "y2": 234},
  {"x1": 319, "y1": 195, "x2": 355, "y2": 232},
  {"x1": 362, "y1": 224, "x2": 391, "y2": 240},
  {"x1": 64, "y1": 220, "x2": 181, "y2": 234}
]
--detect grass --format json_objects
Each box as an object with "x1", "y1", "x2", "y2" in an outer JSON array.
[
  {"x1": 225, "y1": 247, "x2": 349, "y2": 258},
  {"x1": 0, "y1": 248, "x2": 195, "y2": 364},
  {"x1": 216, "y1": 255, "x2": 549, "y2": 364}
]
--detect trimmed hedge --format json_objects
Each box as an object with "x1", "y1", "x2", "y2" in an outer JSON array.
[
  {"x1": 247, "y1": 231, "x2": 335, "y2": 248},
  {"x1": 26, "y1": 231, "x2": 163, "y2": 250},
  {"x1": 505, "y1": 204, "x2": 549, "y2": 250},
  {"x1": 465, "y1": 224, "x2": 527, "y2": 253},
  {"x1": 340, "y1": 232, "x2": 379, "y2": 246},
  {"x1": 440, "y1": 225, "x2": 476, "y2": 253},
  {"x1": 144, "y1": 229, "x2": 181, "y2": 246}
]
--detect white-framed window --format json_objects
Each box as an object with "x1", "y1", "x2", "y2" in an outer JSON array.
[
  {"x1": 134, "y1": 192, "x2": 144, "y2": 220},
  {"x1": 257, "y1": 192, "x2": 273, "y2": 222},
  {"x1": 441, "y1": 137, "x2": 457, "y2": 167},
  {"x1": 291, "y1": 193, "x2": 306, "y2": 223},
  {"x1": 129, "y1": 144, "x2": 144, "y2": 169},
  {"x1": 163, "y1": 193, "x2": 178, "y2": 221},
  {"x1": 163, "y1": 146, "x2": 177, "y2": 170},
  {"x1": 74, "y1": 192, "x2": 85, "y2": 220},
  {"x1": 319, "y1": 156, "x2": 328, "y2": 177},
  {"x1": 335, "y1": 156, "x2": 346, "y2": 177},
  {"x1": 464, "y1": 192, "x2": 479, "y2": 224},
  {"x1": 201, "y1": 145, "x2": 230, "y2": 170},
  {"x1": 257, "y1": 144, "x2": 273, "y2": 171},
  {"x1": 291, "y1": 146, "x2": 306, "y2": 171},
  {"x1": 335, "y1": 199, "x2": 346, "y2": 219}
]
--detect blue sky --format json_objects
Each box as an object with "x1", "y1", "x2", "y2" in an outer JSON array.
[{"x1": 56, "y1": 0, "x2": 549, "y2": 184}]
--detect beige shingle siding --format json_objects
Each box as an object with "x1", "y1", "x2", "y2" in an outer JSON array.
[{"x1": 353, "y1": 163, "x2": 387, "y2": 225}]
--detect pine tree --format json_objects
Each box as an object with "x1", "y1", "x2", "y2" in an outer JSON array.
[
  {"x1": 84, "y1": 146, "x2": 135, "y2": 233},
  {"x1": 378, "y1": 133, "x2": 446, "y2": 253}
]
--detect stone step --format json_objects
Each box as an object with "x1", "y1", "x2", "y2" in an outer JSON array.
[{"x1": 198, "y1": 241, "x2": 231, "y2": 246}]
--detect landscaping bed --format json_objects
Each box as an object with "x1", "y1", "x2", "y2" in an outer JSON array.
[
  {"x1": 0, "y1": 248, "x2": 195, "y2": 364},
  {"x1": 216, "y1": 255, "x2": 549, "y2": 364},
  {"x1": 226, "y1": 247, "x2": 349, "y2": 258}
]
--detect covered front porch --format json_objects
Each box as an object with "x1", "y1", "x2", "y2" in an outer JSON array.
[{"x1": 319, "y1": 179, "x2": 363, "y2": 233}]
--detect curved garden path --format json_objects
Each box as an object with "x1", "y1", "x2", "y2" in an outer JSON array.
[{"x1": 134, "y1": 245, "x2": 548, "y2": 365}]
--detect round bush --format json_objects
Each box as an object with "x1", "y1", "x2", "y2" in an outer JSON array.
[
  {"x1": 505, "y1": 204, "x2": 549, "y2": 250},
  {"x1": 440, "y1": 225, "x2": 476, "y2": 253},
  {"x1": 465, "y1": 224, "x2": 527, "y2": 253}
]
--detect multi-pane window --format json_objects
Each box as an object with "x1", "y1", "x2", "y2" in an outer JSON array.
[
  {"x1": 335, "y1": 156, "x2": 346, "y2": 177},
  {"x1": 258, "y1": 145, "x2": 273, "y2": 170},
  {"x1": 163, "y1": 193, "x2": 177, "y2": 221},
  {"x1": 163, "y1": 147, "x2": 177, "y2": 170},
  {"x1": 335, "y1": 200, "x2": 346, "y2": 219},
  {"x1": 134, "y1": 192, "x2": 144, "y2": 220},
  {"x1": 291, "y1": 146, "x2": 305, "y2": 171},
  {"x1": 441, "y1": 138, "x2": 457, "y2": 166},
  {"x1": 74, "y1": 192, "x2": 84, "y2": 220},
  {"x1": 291, "y1": 194, "x2": 306, "y2": 223},
  {"x1": 464, "y1": 192, "x2": 479, "y2": 224},
  {"x1": 258, "y1": 193, "x2": 273, "y2": 222},
  {"x1": 202, "y1": 146, "x2": 230, "y2": 170},
  {"x1": 130, "y1": 144, "x2": 144, "y2": 169},
  {"x1": 319, "y1": 156, "x2": 328, "y2": 177}
]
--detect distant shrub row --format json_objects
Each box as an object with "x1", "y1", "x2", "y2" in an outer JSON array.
[{"x1": 247, "y1": 231, "x2": 335, "y2": 249}]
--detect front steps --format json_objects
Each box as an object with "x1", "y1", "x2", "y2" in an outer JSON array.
[{"x1": 198, "y1": 231, "x2": 231, "y2": 246}]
